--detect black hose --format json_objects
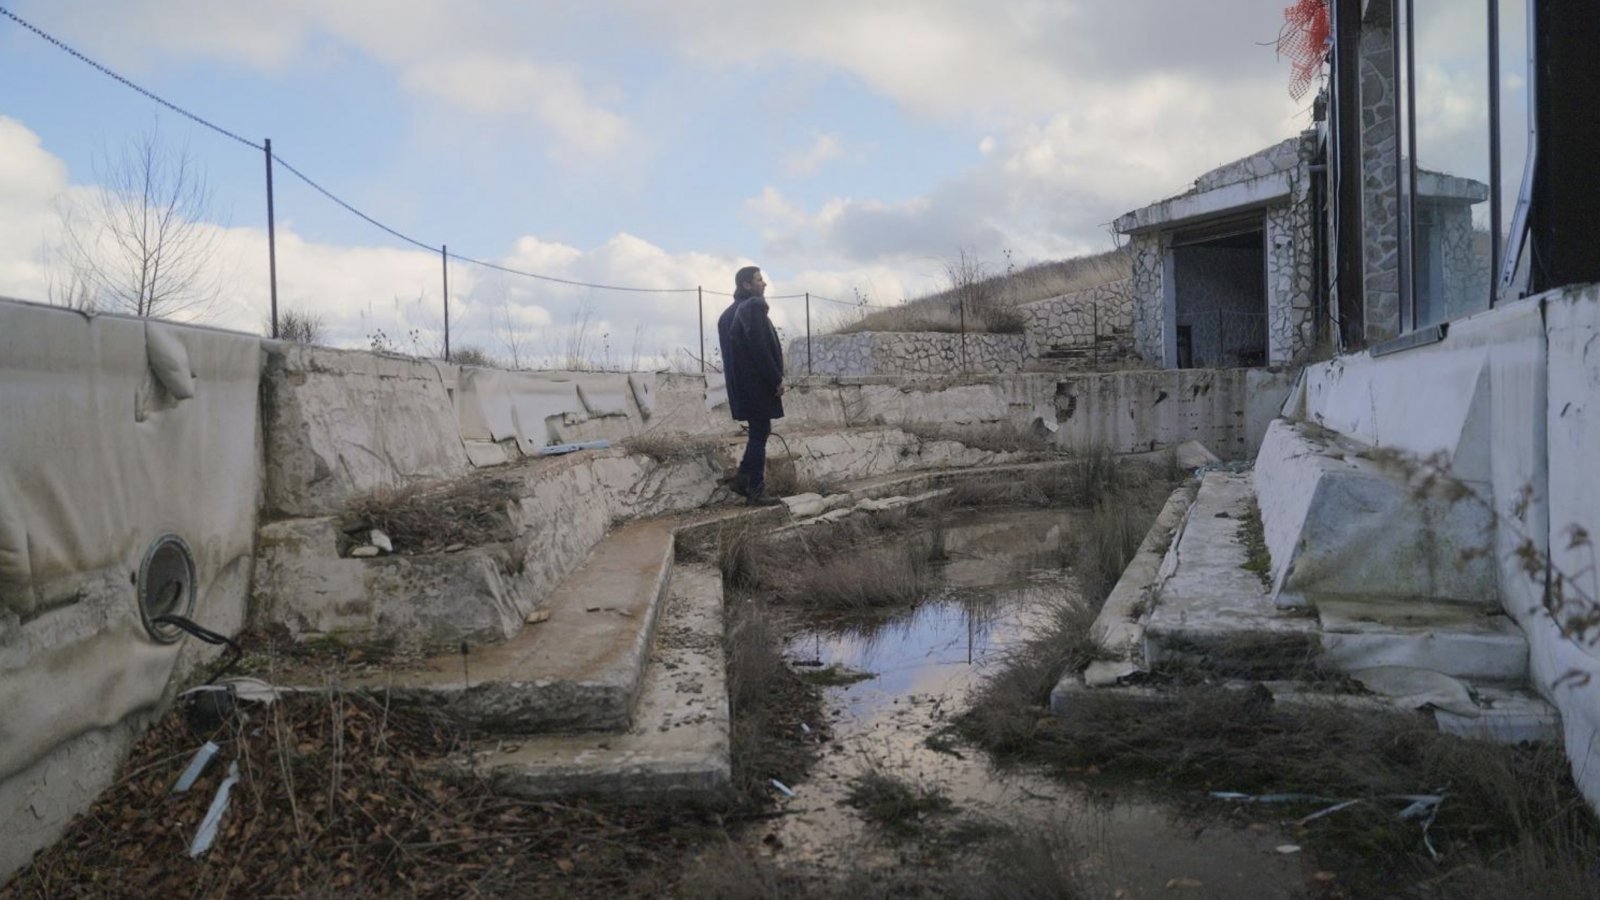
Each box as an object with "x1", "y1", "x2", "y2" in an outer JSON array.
[{"x1": 152, "y1": 614, "x2": 244, "y2": 683}]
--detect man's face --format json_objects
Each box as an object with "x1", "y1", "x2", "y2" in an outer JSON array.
[{"x1": 747, "y1": 270, "x2": 767, "y2": 296}]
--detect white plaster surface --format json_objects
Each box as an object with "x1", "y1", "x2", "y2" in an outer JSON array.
[
  {"x1": 1253, "y1": 419, "x2": 1497, "y2": 608},
  {"x1": 262, "y1": 343, "x2": 470, "y2": 516},
  {"x1": 470, "y1": 563, "x2": 731, "y2": 802},
  {"x1": 1292, "y1": 288, "x2": 1600, "y2": 809},
  {"x1": 0, "y1": 301, "x2": 261, "y2": 879},
  {"x1": 1142, "y1": 472, "x2": 1317, "y2": 671}
]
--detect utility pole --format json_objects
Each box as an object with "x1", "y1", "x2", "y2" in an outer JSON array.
[{"x1": 264, "y1": 139, "x2": 279, "y2": 339}]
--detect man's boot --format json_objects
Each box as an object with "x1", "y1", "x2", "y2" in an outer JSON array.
[{"x1": 745, "y1": 488, "x2": 783, "y2": 507}]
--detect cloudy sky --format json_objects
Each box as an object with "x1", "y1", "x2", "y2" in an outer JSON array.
[{"x1": 0, "y1": 0, "x2": 1311, "y2": 364}]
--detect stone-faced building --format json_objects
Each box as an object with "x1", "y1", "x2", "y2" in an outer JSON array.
[{"x1": 1115, "y1": 134, "x2": 1321, "y2": 369}]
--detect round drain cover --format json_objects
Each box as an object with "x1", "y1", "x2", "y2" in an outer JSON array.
[{"x1": 138, "y1": 534, "x2": 196, "y2": 643}]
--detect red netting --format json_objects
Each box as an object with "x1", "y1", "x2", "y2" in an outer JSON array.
[{"x1": 1280, "y1": 0, "x2": 1331, "y2": 100}]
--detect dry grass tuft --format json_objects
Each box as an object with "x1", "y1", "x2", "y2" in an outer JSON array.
[
  {"x1": 834, "y1": 249, "x2": 1130, "y2": 335},
  {"x1": 786, "y1": 540, "x2": 936, "y2": 611},
  {"x1": 349, "y1": 475, "x2": 520, "y2": 553},
  {"x1": 725, "y1": 596, "x2": 826, "y2": 808},
  {"x1": 622, "y1": 432, "x2": 725, "y2": 464},
  {"x1": 844, "y1": 769, "x2": 956, "y2": 838}
]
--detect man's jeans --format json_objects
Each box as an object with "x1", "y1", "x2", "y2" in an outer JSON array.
[{"x1": 738, "y1": 417, "x2": 771, "y2": 493}]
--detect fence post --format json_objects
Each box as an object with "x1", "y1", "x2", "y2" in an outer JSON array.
[
  {"x1": 1092, "y1": 299, "x2": 1099, "y2": 367},
  {"x1": 805, "y1": 292, "x2": 812, "y2": 375},
  {"x1": 698, "y1": 286, "x2": 705, "y2": 374},
  {"x1": 441, "y1": 244, "x2": 450, "y2": 361},
  {"x1": 264, "y1": 138, "x2": 279, "y2": 339},
  {"x1": 959, "y1": 296, "x2": 967, "y2": 372}
]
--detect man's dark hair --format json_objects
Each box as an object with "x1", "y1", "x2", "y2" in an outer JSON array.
[{"x1": 734, "y1": 266, "x2": 762, "y2": 292}]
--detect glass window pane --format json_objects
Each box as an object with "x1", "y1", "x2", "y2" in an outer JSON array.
[
  {"x1": 1411, "y1": 0, "x2": 1493, "y2": 326},
  {"x1": 1497, "y1": 0, "x2": 1533, "y2": 295}
]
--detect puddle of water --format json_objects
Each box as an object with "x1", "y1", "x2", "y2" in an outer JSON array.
[{"x1": 759, "y1": 508, "x2": 1310, "y2": 899}]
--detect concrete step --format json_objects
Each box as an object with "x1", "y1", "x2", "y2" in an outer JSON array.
[
  {"x1": 1142, "y1": 470, "x2": 1531, "y2": 683},
  {"x1": 1315, "y1": 595, "x2": 1529, "y2": 682},
  {"x1": 1143, "y1": 471, "x2": 1320, "y2": 678},
  {"x1": 356, "y1": 518, "x2": 678, "y2": 734},
  {"x1": 463, "y1": 563, "x2": 731, "y2": 803}
]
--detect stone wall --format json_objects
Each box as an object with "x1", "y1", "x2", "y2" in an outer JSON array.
[
  {"x1": 1130, "y1": 232, "x2": 1167, "y2": 365},
  {"x1": 1193, "y1": 135, "x2": 1305, "y2": 193},
  {"x1": 787, "y1": 331, "x2": 1027, "y2": 376},
  {"x1": 1265, "y1": 156, "x2": 1319, "y2": 363},
  {"x1": 1359, "y1": 1, "x2": 1401, "y2": 341},
  {"x1": 1018, "y1": 278, "x2": 1137, "y2": 368}
]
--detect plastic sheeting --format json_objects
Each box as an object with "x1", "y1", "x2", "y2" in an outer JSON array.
[{"x1": 0, "y1": 300, "x2": 262, "y2": 781}]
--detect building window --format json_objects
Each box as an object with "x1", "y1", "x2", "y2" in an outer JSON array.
[{"x1": 1393, "y1": 0, "x2": 1532, "y2": 332}]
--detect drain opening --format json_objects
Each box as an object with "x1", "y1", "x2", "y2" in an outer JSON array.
[{"x1": 138, "y1": 535, "x2": 196, "y2": 643}]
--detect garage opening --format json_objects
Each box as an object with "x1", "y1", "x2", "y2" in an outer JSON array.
[{"x1": 1171, "y1": 222, "x2": 1268, "y2": 368}]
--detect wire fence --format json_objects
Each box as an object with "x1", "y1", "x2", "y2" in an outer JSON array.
[{"x1": 0, "y1": 5, "x2": 903, "y2": 373}]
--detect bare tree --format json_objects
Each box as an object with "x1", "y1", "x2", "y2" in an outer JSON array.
[
  {"x1": 273, "y1": 308, "x2": 324, "y2": 344},
  {"x1": 57, "y1": 127, "x2": 223, "y2": 319},
  {"x1": 492, "y1": 297, "x2": 532, "y2": 369}
]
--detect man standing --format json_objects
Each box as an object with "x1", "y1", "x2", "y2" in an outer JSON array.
[{"x1": 717, "y1": 266, "x2": 785, "y2": 506}]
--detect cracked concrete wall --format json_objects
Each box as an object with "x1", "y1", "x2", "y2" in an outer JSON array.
[
  {"x1": 0, "y1": 301, "x2": 262, "y2": 878},
  {"x1": 262, "y1": 343, "x2": 471, "y2": 517},
  {"x1": 251, "y1": 427, "x2": 1028, "y2": 646},
  {"x1": 1293, "y1": 285, "x2": 1600, "y2": 811}
]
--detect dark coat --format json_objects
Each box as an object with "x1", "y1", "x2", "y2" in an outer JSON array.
[{"x1": 720, "y1": 294, "x2": 785, "y2": 421}]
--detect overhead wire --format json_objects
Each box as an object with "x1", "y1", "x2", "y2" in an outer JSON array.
[
  {"x1": 0, "y1": 4, "x2": 911, "y2": 306},
  {"x1": 0, "y1": 5, "x2": 263, "y2": 153}
]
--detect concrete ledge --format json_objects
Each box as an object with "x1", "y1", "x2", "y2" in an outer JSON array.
[
  {"x1": 1050, "y1": 484, "x2": 1196, "y2": 703},
  {"x1": 1143, "y1": 472, "x2": 1320, "y2": 676},
  {"x1": 1317, "y1": 596, "x2": 1529, "y2": 681},
  {"x1": 1254, "y1": 418, "x2": 1497, "y2": 609},
  {"x1": 356, "y1": 520, "x2": 677, "y2": 733},
  {"x1": 467, "y1": 564, "x2": 732, "y2": 803}
]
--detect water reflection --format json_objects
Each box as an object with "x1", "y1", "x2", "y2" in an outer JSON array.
[{"x1": 759, "y1": 508, "x2": 1307, "y2": 898}]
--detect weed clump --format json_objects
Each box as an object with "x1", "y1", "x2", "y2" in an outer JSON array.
[
  {"x1": 349, "y1": 475, "x2": 519, "y2": 553},
  {"x1": 725, "y1": 597, "x2": 825, "y2": 808},
  {"x1": 622, "y1": 432, "x2": 724, "y2": 464},
  {"x1": 844, "y1": 770, "x2": 956, "y2": 838}
]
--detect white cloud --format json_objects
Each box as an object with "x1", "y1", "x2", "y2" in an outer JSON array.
[
  {"x1": 11, "y1": 0, "x2": 630, "y2": 162},
  {"x1": 403, "y1": 55, "x2": 630, "y2": 158},
  {"x1": 781, "y1": 133, "x2": 845, "y2": 178}
]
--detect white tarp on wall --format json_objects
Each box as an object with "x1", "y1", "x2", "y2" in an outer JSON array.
[{"x1": 0, "y1": 300, "x2": 263, "y2": 873}]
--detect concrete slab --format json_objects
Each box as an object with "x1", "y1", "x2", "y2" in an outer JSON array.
[
  {"x1": 468, "y1": 564, "x2": 731, "y2": 803},
  {"x1": 1435, "y1": 685, "x2": 1562, "y2": 745},
  {"x1": 1318, "y1": 595, "x2": 1529, "y2": 681},
  {"x1": 1143, "y1": 472, "x2": 1318, "y2": 675},
  {"x1": 355, "y1": 519, "x2": 676, "y2": 733}
]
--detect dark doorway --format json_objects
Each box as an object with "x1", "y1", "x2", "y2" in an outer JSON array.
[{"x1": 1172, "y1": 226, "x2": 1268, "y2": 367}]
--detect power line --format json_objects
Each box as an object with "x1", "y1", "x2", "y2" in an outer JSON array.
[
  {"x1": 269, "y1": 152, "x2": 438, "y2": 253},
  {"x1": 0, "y1": 4, "x2": 262, "y2": 153},
  {"x1": 0, "y1": 4, "x2": 895, "y2": 305},
  {"x1": 445, "y1": 251, "x2": 699, "y2": 294}
]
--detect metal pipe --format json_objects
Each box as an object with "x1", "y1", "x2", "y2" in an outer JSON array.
[{"x1": 698, "y1": 285, "x2": 705, "y2": 374}]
